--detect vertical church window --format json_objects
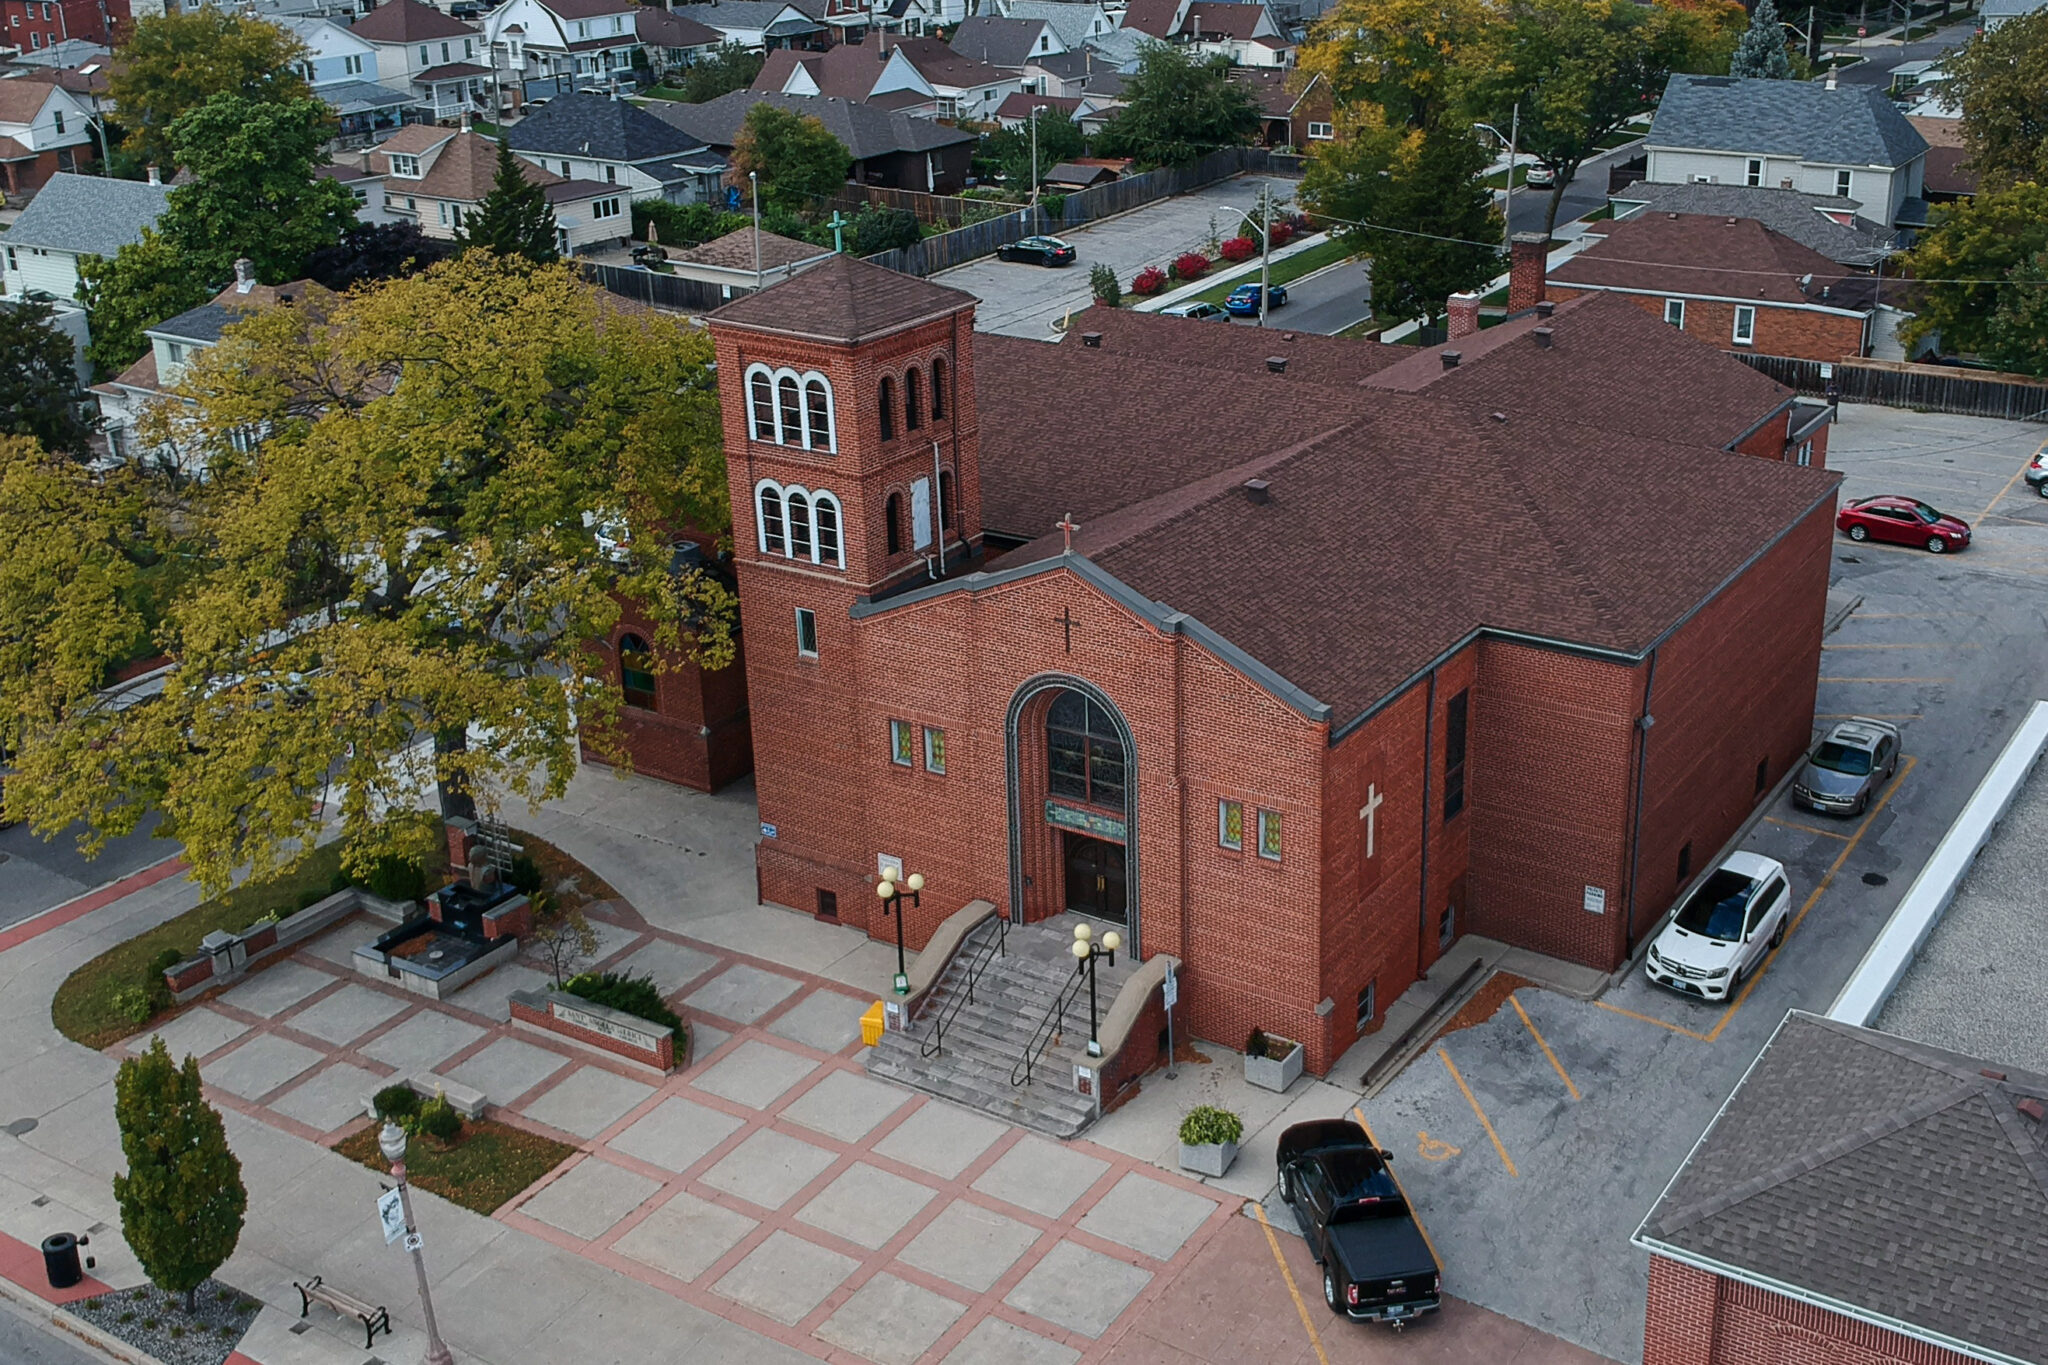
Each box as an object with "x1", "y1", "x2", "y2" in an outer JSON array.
[
  {"x1": 931, "y1": 358, "x2": 946, "y2": 420},
  {"x1": 618, "y1": 633, "x2": 657, "y2": 709},
  {"x1": 750, "y1": 371, "x2": 775, "y2": 441},
  {"x1": 890, "y1": 719, "x2": 915, "y2": 766},
  {"x1": 879, "y1": 377, "x2": 896, "y2": 440},
  {"x1": 923, "y1": 727, "x2": 946, "y2": 774},
  {"x1": 1047, "y1": 692, "x2": 1124, "y2": 809},
  {"x1": 938, "y1": 469, "x2": 955, "y2": 538},
  {"x1": 795, "y1": 607, "x2": 818, "y2": 657},
  {"x1": 905, "y1": 368, "x2": 922, "y2": 431},
  {"x1": 1258, "y1": 809, "x2": 1283, "y2": 862},
  {"x1": 1218, "y1": 800, "x2": 1243, "y2": 851},
  {"x1": 1442, "y1": 689, "x2": 1469, "y2": 821},
  {"x1": 885, "y1": 493, "x2": 903, "y2": 555},
  {"x1": 805, "y1": 377, "x2": 832, "y2": 450},
  {"x1": 777, "y1": 375, "x2": 801, "y2": 442},
  {"x1": 758, "y1": 484, "x2": 786, "y2": 554},
  {"x1": 786, "y1": 491, "x2": 813, "y2": 560},
  {"x1": 813, "y1": 493, "x2": 842, "y2": 567}
]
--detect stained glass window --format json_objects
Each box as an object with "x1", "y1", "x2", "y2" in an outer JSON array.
[
  {"x1": 923, "y1": 727, "x2": 946, "y2": 774},
  {"x1": 1219, "y1": 800, "x2": 1243, "y2": 851},
  {"x1": 890, "y1": 719, "x2": 914, "y2": 766},
  {"x1": 619, "y1": 633, "x2": 656, "y2": 710},
  {"x1": 1258, "y1": 809, "x2": 1283, "y2": 862},
  {"x1": 1047, "y1": 691, "x2": 1124, "y2": 808}
]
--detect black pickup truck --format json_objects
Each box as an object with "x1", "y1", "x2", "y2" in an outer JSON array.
[{"x1": 1278, "y1": 1118, "x2": 1441, "y2": 1326}]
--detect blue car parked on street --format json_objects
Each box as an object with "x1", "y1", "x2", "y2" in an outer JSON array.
[{"x1": 1224, "y1": 283, "x2": 1287, "y2": 316}]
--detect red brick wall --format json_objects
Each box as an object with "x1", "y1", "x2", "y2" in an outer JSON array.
[
  {"x1": 0, "y1": 0, "x2": 124, "y2": 49},
  {"x1": 509, "y1": 995, "x2": 676, "y2": 1072},
  {"x1": 581, "y1": 595, "x2": 753, "y2": 793},
  {"x1": 1628, "y1": 497, "x2": 1834, "y2": 951},
  {"x1": 1645, "y1": 1256, "x2": 1984, "y2": 1365},
  {"x1": 1544, "y1": 287, "x2": 1867, "y2": 366}
]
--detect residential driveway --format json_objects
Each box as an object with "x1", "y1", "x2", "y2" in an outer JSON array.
[
  {"x1": 1303, "y1": 406, "x2": 2048, "y2": 1364},
  {"x1": 935, "y1": 175, "x2": 1299, "y2": 338}
]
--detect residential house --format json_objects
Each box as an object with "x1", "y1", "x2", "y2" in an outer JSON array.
[
  {"x1": 752, "y1": 36, "x2": 939, "y2": 111},
  {"x1": 1635, "y1": 1013, "x2": 2048, "y2": 1365},
  {"x1": 368, "y1": 125, "x2": 626, "y2": 249},
  {"x1": 1119, "y1": 0, "x2": 1293, "y2": 66},
  {"x1": 950, "y1": 15, "x2": 1066, "y2": 74},
  {"x1": 1608, "y1": 182, "x2": 1898, "y2": 267},
  {"x1": 1021, "y1": 46, "x2": 1126, "y2": 98},
  {"x1": 275, "y1": 17, "x2": 414, "y2": 140},
  {"x1": 349, "y1": 0, "x2": 493, "y2": 123},
  {"x1": 315, "y1": 156, "x2": 394, "y2": 222},
  {"x1": 1230, "y1": 67, "x2": 1328, "y2": 147},
  {"x1": 0, "y1": 170, "x2": 169, "y2": 302},
  {"x1": 504, "y1": 90, "x2": 726, "y2": 203},
  {"x1": 4, "y1": 37, "x2": 111, "y2": 75},
  {"x1": 0, "y1": 75, "x2": 94, "y2": 193},
  {"x1": 635, "y1": 6, "x2": 721, "y2": 78},
  {"x1": 880, "y1": 35, "x2": 1021, "y2": 119},
  {"x1": 989, "y1": 0, "x2": 1116, "y2": 50},
  {"x1": 667, "y1": 225, "x2": 833, "y2": 303},
  {"x1": 483, "y1": 0, "x2": 640, "y2": 103},
  {"x1": 1907, "y1": 114, "x2": 1976, "y2": 205},
  {"x1": 9, "y1": 53, "x2": 114, "y2": 125},
  {"x1": 689, "y1": 0, "x2": 827, "y2": 53},
  {"x1": 1644, "y1": 73, "x2": 1930, "y2": 231},
  {"x1": 0, "y1": 0, "x2": 124, "y2": 52},
  {"x1": 1537, "y1": 212, "x2": 1920, "y2": 367},
  {"x1": 992, "y1": 91, "x2": 1078, "y2": 128},
  {"x1": 648, "y1": 89, "x2": 976, "y2": 192},
  {"x1": 1982, "y1": 0, "x2": 2046, "y2": 27}
]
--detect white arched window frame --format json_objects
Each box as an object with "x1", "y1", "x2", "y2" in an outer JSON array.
[
  {"x1": 811, "y1": 491, "x2": 844, "y2": 567},
  {"x1": 752, "y1": 480, "x2": 845, "y2": 568},
  {"x1": 741, "y1": 363, "x2": 836, "y2": 452},
  {"x1": 754, "y1": 479, "x2": 788, "y2": 554}
]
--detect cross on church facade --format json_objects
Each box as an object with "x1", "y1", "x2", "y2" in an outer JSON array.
[
  {"x1": 1360, "y1": 783, "x2": 1384, "y2": 859},
  {"x1": 1055, "y1": 606, "x2": 1077, "y2": 652}
]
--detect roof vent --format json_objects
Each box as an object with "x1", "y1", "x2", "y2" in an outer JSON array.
[
  {"x1": 1266, "y1": 355, "x2": 1287, "y2": 373},
  {"x1": 1490, "y1": 411, "x2": 1508, "y2": 422},
  {"x1": 1243, "y1": 478, "x2": 1271, "y2": 503},
  {"x1": 1982, "y1": 1069, "x2": 2009, "y2": 1082},
  {"x1": 1535, "y1": 300, "x2": 1554, "y2": 317},
  {"x1": 1780, "y1": 177, "x2": 1795, "y2": 189},
  {"x1": 1531, "y1": 325, "x2": 1553, "y2": 348},
  {"x1": 2021, "y1": 1098, "x2": 2046, "y2": 1123},
  {"x1": 1666, "y1": 212, "x2": 1678, "y2": 219},
  {"x1": 1081, "y1": 331, "x2": 1102, "y2": 348},
  {"x1": 1440, "y1": 350, "x2": 1461, "y2": 370},
  {"x1": 1726, "y1": 216, "x2": 1738, "y2": 226}
]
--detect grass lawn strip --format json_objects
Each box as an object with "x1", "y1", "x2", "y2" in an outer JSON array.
[
  {"x1": 334, "y1": 1119, "x2": 575, "y2": 1215},
  {"x1": 1176, "y1": 236, "x2": 1359, "y2": 308}
]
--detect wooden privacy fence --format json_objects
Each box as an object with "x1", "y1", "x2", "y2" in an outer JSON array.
[
  {"x1": 1733, "y1": 353, "x2": 2048, "y2": 423},
  {"x1": 580, "y1": 262, "x2": 737, "y2": 313}
]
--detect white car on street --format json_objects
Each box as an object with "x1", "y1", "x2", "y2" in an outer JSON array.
[{"x1": 1643, "y1": 852, "x2": 1792, "y2": 1002}]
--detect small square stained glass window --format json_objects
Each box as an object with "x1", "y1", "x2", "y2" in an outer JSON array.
[
  {"x1": 1258, "y1": 809, "x2": 1282, "y2": 862},
  {"x1": 1218, "y1": 800, "x2": 1243, "y2": 851},
  {"x1": 890, "y1": 720, "x2": 914, "y2": 766},
  {"x1": 923, "y1": 727, "x2": 946, "y2": 774}
]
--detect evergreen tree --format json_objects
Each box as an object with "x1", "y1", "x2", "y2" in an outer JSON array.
[
  {"x1": 1729, "y1": 0, "x2": 1793, "y2": 79},
  {"x1": 112, "y1": 1039, "x2": 246, "y2": 1312},
  {"x1": 0, "y1": 297, "x2": 95, "y2": 457},
  {"x1": 457, "y1": 137, "x2": 560, "y2": 264}
]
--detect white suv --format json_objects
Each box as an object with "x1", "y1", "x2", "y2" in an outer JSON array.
[{"x1": 1643, "y1": 852, "x2": 1792, "y2": 1002}]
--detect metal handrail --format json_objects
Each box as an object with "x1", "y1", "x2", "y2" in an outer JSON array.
[
  {"x1": 1011, "y1": 956, "x2": 1086, "y2": 1088},
  {"x1": 918, "y1": 915, "x2": 1007, "y2": 1060}
]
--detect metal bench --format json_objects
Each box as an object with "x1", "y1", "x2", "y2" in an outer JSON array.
[{"x1": 294, "y1": 1275, "x2": 391, "y2": 1349}]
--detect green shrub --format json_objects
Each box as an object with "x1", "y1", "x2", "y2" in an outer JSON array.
[
  {"x1": 374, "y1": 1084, "x2": 420, "y2": 1120},
  {"x1": 417, "y1": 1091, "x2": 462, "y2": 1142},
  {"x1": 1040, "y1": 192, "x2": 1067, "y2": 221},
  {"x1": 357, "y1": 854, "x2": 426, "y2": 904},
  {"x1": 111, "y1": 985, "x2": 156, "y2": 1025},
  {"x1": 563, "y1": 970, "x2": 683, "y2": 1036},
  {"x1": 508, "y1": 854, "x2": 544, "y2": 895},
  {"x1": 1089, "y1": 262, "x2": 1120, "y2": 307},
  {"x1": 328, "y1": 869, "x2": 352, "y2": 896},
  {"x1": 150, "y1": 947, "x2": 186, "y2": 975},
  {"x1": 1179, "y1": 1105, "x2": 1244, "y2": 1147},
  {"x1": 294, "y1": 887, "x2": 327, "y2": 911}
]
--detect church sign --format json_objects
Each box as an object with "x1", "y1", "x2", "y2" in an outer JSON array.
[{"x1": 1045, "y1": 801, "x2": 1126, "y2": 843}]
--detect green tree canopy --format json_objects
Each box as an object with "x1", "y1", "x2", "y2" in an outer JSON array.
[
  {"x1": 1095, "y1": 44, "x2": 1261, "y2": 166},
  {"x1": 2, "y1": 255, "x2": 736, "y2": 893},
  {"x1": 1728, "y1": 0, "x2": 1794, "y2": 78},
  {"x1": 112, "y1": 1038, "x2": 246, "y2": 1312},
  {"x1": 978, "y1": 107, "x2": 1087, "y2": 190},
  {"x1": 1297, "y1": 0, "x2": 1494, "y2": 132},
  {"x1": 1942, "y1": 9, "x2": 2048, "y2": 190},
  {"x1": 1984, "y1": 246, "x2": 2048, "y2": 377},
  {"x1": 0, "y1": 297, "x2": 94, "y2": 457},
  {"x1": 107, "y1": 9, "x2": 310, "y2": 170},
  {"x1": 1899, "y1": 182, "x2": 2048, "y2": 355},
  {"x1": 729, "y1": 104, "x2": 852, "y2": 213},
  {"x1": 457, "y1": 137, "x2": 560, "y2": 264},
  {"x1": 78, "y1": 228, "x2": 212, "y2": 380},
  {"x1": 672, "y1": 43, "x2": 765, "y2": 102},
  {"x1": 157, "y1": 93, "x2": 359, "y2": 282}
]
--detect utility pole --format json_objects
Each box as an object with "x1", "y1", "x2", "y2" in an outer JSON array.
[
  {"x1": 1257, "y1": 181, "x2": 1272, "y2": 328},
  {"x1": 1029, "y1": 105, "x2": 1044, "y2": 208},
  {"x1": 1504, "y1": 101, "x2": 1518, "y2": 252},
  {"x1": 750, "y1": 170, "x2": 762, "y2": 289}
]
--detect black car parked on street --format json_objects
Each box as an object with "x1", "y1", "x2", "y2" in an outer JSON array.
[{"x1": 997, "y1": 235, "x2": 1076, "y2": 266}]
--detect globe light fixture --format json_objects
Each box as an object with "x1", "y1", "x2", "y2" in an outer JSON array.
[
  {"x1": 1071, "y1": 922, "x2": 1121, "y2": 1057},
  {"x1": 878, "y1": 867, "x2": 923, "y2": 995}
]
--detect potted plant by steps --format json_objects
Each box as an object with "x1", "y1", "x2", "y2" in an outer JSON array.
[
  {"x1": 1178, "y1": 1105, "x2": 1243, "y2": 1178},
  {"x1": 1244, "y1": 1027, "x2": 1305, "y2": 1093}
]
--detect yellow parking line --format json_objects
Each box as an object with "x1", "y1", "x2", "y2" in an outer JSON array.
[
  {"x1": 1252, "y1": 1202, "x2": 1332, "y2": 1365},
  {"x1": 1764, "y1": 816, "x2": 1852, "y2": 840},
  {"x1": 1593, "y1": 999, "x2": 1713, "y2": 1041},
  {"x1": 1980, "y1": 461, "x2": 2030, "y2": 519},
  {"x1": 1822, "y1": 642, "x2": 1978, "y2": 650},
  {"x1": 1818, "y1": 676, "x2": 1952, "y2": 683},
  {"x1": 1814, "y1": 713, "x2": 1921, "y2": 720},
  {"x1": 1846, "y1": 613, "x2": 1947, "y2": 619},
  {"x1": 1437, "y1": 1049, "x2": 1517, "y2": 1177},
  {"x1": 1703, "y1": 756, "x2": 1916, "y2": 1044},
  {"x1": 1509, "y1": 995, "x2": 1579, "y2": 1100},
  {"x1": 1351, "y1": 1107, "x2": 1443, "y2": 1271}
]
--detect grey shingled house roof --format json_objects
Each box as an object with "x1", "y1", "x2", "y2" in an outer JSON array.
[
  {"x1": 1637, "y1": 1011, "x2": 2048, "y2": 1365},
  {"x1": 5, "y1": 172, "x2": 173, "y2": 258},
  {"x1": 1613, "y1": 181, "x2": 1899, "y2": 266},
  {"x1": 1648, "y1": 74, "x2": 1928, "y2": 169},
  {"x1": 646, "y1": 89, "x2": 973, "y2": 162},
  {"x1": 506, "y1": 91, "x2": 712, "y2": 164}
]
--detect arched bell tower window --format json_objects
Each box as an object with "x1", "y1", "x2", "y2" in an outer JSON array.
[
  {"x1": 756, "y1": 481, "x2": 786, "y2": 554},
  {"x1": 813, "y1": 492, "x2": 841, "y2": 565},
  {"x1": 743, "y1": 364, "x2": 835, "y2": 451},
  {"x1": 804, "y1": 377, "x2": 833, "y2": 450},
  {"x1": 754, "y1": 480, "x2": 845, "y2": 568},
  {"x1": 618, "y1": 633, "x2": 657, "y2": 710},
  {"x1": 931, "y1": 357, "x2": 947, "y2": 420},
  {"x1": 885, "y1": 492, "x2": 903, "y2": 555},
  {"x1": 878, "y1": 376, "x2": 896, "y2": 440},
  {"x1": 786, "y1": 490, "x2": 814, "y2": 559},
  {"x1": 749, "y1": 370, "x2": 775, "y2": 442},
  {"x1": 776, "y1": 374, "x2": 802, "y2": 442},
  {"x1": 1047, "y1": 691, "x2": 1126, "y2": 809},
  {"x1": 939, "y1": 468, "x2": 955, "y2": 538},
  {"x1": 905, "y1": 368, "x2": 922, "y2": 432}
]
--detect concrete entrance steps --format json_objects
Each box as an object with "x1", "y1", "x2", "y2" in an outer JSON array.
[{"x1": 865, "y1": 913, "x2": 1140, "y2": 1139}]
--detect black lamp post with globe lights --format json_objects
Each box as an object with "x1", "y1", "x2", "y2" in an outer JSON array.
[
  {"x1": 877, "y1": 867, "x2": 924, "y2": 996},
  {"x1": 1071, "y1": 922, "x2": 1121, "y2": 1057}
]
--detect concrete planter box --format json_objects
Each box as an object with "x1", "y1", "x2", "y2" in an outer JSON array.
[
  {"x1": 1179, "y1": 1139, "x2": 1239, "y2": 1178},
  {"x1": 1245, "y1": 1037, "x2": 1304, "y2": 1092}
]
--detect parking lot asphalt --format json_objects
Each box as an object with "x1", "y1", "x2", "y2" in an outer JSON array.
[
  {"x1": 933, "y1": 176, "x2": 1297, "y2": 338},
  {"x1": 0, "y1": 814, "x2": 172, "y2": 931},
  {"x1": 1282, "y1": 405, "x2": 2048, "y2": 1364}
]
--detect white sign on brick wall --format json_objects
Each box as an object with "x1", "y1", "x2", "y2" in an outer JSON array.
[{"x1": 1583, "y1": 885, "x2": 1607, "y2": 915}]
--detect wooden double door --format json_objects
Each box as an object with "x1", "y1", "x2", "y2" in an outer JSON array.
[{"x1": 1062, "y1": 832, "x2": 1127, "y2": 926}]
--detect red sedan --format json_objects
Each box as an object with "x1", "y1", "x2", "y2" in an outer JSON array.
[{"x1": 1836, "y1": 495, "x2": 1972, "y2": 553}]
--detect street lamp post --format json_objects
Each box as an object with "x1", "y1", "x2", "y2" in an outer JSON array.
[
  {"x1": 877, "y1": 867, "x2": 924, "y2": 996},
  {"x1": 1070, "y1": 922, "x2": 1121, "y2": 1058},
  {"x1": 1473, "y1": 103, "x2": 1520, "y2": 251},
  {"x1": 378, "y1": 1123, "x2": 455, "y2": 1365}
]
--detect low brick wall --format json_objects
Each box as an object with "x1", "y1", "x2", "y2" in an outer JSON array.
[
  {"x1": 163, "y1": 887, "x2": 411, "y2": 1003},
  {"x1": 509, "y1": 988, "x2": 678, "y2": 1073}
]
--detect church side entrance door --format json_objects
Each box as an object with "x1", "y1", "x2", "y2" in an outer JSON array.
[{"x1": 1063, "y1": 833, "x2": 1127, "y2": 926}]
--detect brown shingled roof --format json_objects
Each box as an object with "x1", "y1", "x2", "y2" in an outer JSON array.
[
  {"x1": 350, "y1": 0, "x2": 476, "y2": 43},
  {"x1": 1550, "y1": 212, "x2": 1855, "y2": 308},
  {"x1": 674, "y1": 227, "x2": 833, "y2": 272},
  {"x1": 708, "y1": 252, "x2": 974, "y2": 344}
]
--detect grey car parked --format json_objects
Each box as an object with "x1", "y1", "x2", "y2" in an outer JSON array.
[{"x1": 1791, "y1": 718, "x2": 1901, "y2": 816}]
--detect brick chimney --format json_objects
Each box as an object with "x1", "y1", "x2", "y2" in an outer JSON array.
[
  {"x1": 1446, "y1": 291, "x2": 1482, "y2": 340},
  {"x1": 146, "y1": 163, "x2": 161, "y2": 186},
  {"x1": 1508, "y1": 232, "x2": 1548, "y2": 313}
]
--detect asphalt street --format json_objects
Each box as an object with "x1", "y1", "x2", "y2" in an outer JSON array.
[
  {"x1": 1826, "y1": 17, "x2": 1980, "y2": 86},
  {"x1": 1299, "y1": 406, "x2": 2048, "y2": 1364},
  {"x1": 0, "y1": 1295, "x2": 103, "y2": 1365},
  {"x1": 0, "y1": 814, "x2": 172, "y2": 932}
]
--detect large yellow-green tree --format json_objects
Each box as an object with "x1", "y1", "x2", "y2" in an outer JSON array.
[
  {"x1": 1298, "y1": 0, "x2": 1495, "y2": 133},
  {"x1": 1941, "y1": 9, "x2": 2048, "y2": 191},
  {"x1": 107, "y1": 9, "x2": 310, "y2": 171},
  {"x1": 0, "y1": 255, "x2": 734, "y2": 893}
]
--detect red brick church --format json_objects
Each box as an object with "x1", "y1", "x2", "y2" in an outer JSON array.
[{"x1": 619, "y1": 255, "x2": 1839, "y2": 1076}]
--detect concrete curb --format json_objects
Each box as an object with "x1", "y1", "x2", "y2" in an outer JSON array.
[
  {"x1": 1828, "y1": 699, "x2": 2048, "y2": 1025},
  {"x1": 0, "y1": 1273, "x2": 168, "y2": 1365},
  {"x1": 1131, "y1": 232, "x2": 1335, "y2": 312}
]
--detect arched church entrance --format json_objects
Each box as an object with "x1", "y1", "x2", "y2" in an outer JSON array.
[{"x1": 1005, "y1": 677, "x2": 1139, "y2": 956}]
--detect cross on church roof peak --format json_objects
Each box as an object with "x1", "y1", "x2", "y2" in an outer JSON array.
[{"x1": 1057, "y1": 512, "x2": 1081, "y2": 553}]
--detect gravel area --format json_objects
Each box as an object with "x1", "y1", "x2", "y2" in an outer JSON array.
[
  {"x1": 1877, "y1": 762, "x2": 2048, "y2": 1073},
  {"x1": 64, "y1": 1279, "x2": 259, "y2": 1365}
]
